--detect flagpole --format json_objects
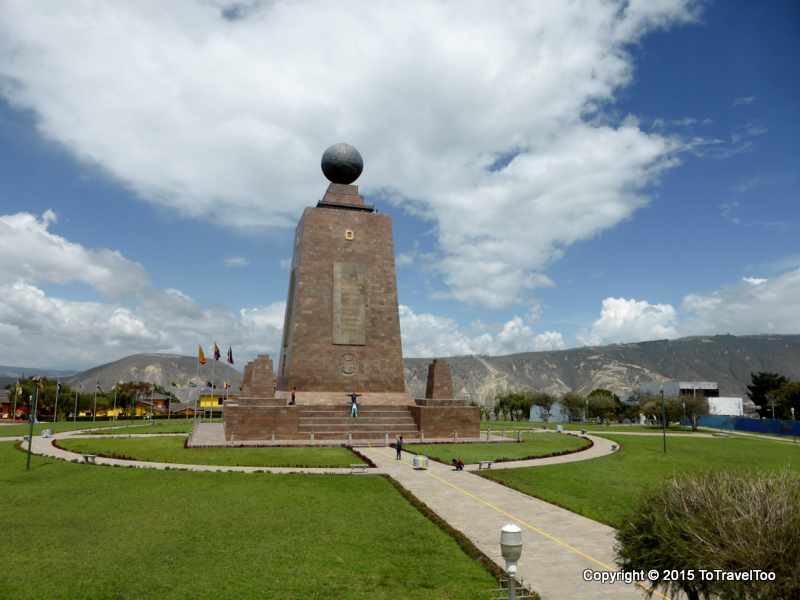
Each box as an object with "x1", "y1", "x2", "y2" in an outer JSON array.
[
  {"x1": 54, "y1": 379, "x2": 60, "y2": 423},
  {"x1": 212, "y1": 351, "x2": 217, "y2": 421},
  {"x1": 73, "y1": 385, "x2": 79, "y2": 423},
  {"x1": 92, "y1": 384, "x2": 97, "y2": 422},
  {"x1": 26, "y1": 385, "x2": 38, "y2": 471},
  {"x1": 112, "y1": 388, "x2": 117, "y2": 421}
]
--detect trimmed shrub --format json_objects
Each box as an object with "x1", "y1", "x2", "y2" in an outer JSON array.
[{"x1": 616, "y1": 470, "x2": 800, "y2": 600}]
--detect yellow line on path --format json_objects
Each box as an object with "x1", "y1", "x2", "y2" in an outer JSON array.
[{"x1": 423, "y1": 468, "x2": 671, "y2": 600}]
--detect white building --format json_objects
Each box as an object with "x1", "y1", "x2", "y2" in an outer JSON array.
[{"x1": 708, "y1": 397, "x2": 744, "y2": 416}]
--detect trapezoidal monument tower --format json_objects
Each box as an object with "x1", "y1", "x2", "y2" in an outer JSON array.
[{"x1": 276, "y1": 143, "x2": 410, "y2": 405}]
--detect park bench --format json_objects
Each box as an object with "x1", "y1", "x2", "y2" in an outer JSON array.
[
  {"x1": 478, "y1": 460, "x2": 494, "y2": 470},
  {"x1": 82, "y1": 454, "x2": 97, "y2": 464},
  {"x1": 350, "y1": 463, "x2": 368, "y2": 474}
]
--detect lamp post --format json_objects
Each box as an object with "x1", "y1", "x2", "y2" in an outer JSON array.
[
  {"x1": 660, "y1": 387, "x2": 666, "y2": 454},
  {"x1": 500, "y1": 523, "x2": 523, "y2": 599},
  {"x1": 73, "y1": 384, "x2": 80, "y2": 423},
  {"x1": 54, "y1": 380, "x2": 60, "y2": 423}
]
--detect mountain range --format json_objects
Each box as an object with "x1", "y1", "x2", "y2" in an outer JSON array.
[{"x1": 5, "y1": 335, "x2": 799, "y2": 408}]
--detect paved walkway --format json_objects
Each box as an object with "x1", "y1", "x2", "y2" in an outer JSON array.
[
  {"x1": 28, "y1": 431, "x2": 365, "y2": 475},
  {"x1": 363, "y1": 439, "x2": 664, "y2": 600},
  {"x1": 20, "y1": 426, "x2": 666, "y2": 598}
]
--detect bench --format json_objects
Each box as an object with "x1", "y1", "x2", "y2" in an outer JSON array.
[
  {"x1": 478, "y1": 460, "x2": 494, "y2": 470},
  {"x1": 350, "y1": 463, "x2": 368, "y2": 474},
  {"x1": 82, "y1": 454, "x2": 97, "y2": 464}
]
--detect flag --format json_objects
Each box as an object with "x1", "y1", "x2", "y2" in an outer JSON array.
[
  {"x1": 96, "y1": 382, "x2": 103, "y2": 392},
  {"x1": 213, "y1": 343, "x2": 221, "y2": 361},
  {"x1": 224, "y1": 382, "x2": 230, "y2": 390},
  {"x1": 227, "y1": 346, "x2": 234, "y2": 365},
  {"x1": 198, "y1": 345, "x2": 207, "y2": 365},
  {"x1": 15, "y1": 381, "x2": 22, "y2": 397}
]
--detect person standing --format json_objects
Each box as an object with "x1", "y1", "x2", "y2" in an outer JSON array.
[
  {"x1": 289, "y1": 387, "x2": 296, "y2": 405},
  {"x1": 396, "y1": 435, "x2": 403, "y2": 460},
  {"x1": 349, "y1": 392, "x2": 362, "y2": 418}
]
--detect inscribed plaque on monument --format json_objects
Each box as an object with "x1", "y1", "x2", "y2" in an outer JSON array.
[{"x1": 333, "y1": 262, "x2": 367, "y2": 345}]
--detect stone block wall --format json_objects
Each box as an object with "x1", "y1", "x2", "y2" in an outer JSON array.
[
  {"x1": 224, "y1": 401, "x2": 300, "y2": 441},
  {"x1": 410, "y1": 405, "x2": 480, "y2": 439}
]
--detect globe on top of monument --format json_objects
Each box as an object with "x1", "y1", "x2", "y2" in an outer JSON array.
[{"x1": 321, "y1": 142, "x2": 364, "y2": 184}]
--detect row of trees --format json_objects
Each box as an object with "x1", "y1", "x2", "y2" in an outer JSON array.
[
  {"x1": 4, "y1": 378, "x2": 174, "y2": 420},
  {"x1": 490, "y1": 388, "x2": 711, "y2": 430},
  {"x1": 747, "y1": 371, "x2": 800, "y2": 420}
]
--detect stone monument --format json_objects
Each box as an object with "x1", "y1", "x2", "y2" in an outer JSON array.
[
  {"x1": 223, "y1": 144, "x2": 478, "y2": 442},
  {"x1": 276, "y1": 142, "x2": 409, "y2": 405},
  {"x1": 425, "y1": 359, "x2": 454, "y2": 400}
]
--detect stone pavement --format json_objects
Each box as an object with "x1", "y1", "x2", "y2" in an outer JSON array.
[{"x1": 361, "y1": 439, "x2": 667, "y2": 600}]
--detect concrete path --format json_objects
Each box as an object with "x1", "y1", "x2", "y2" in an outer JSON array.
[
  {"x1": 28, "y1": 431, "x2": 369, "y2": 475},
  {"x1": 463, "y1": 433, "x2": 616, "y2": 471},
  {"x1": 362, "y1": 439, "x2": 665, "y2": 600}
]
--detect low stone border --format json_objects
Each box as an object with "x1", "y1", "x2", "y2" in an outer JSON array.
[{"x1": 403, "y1": 435, "x2": 594, "y2": 466}]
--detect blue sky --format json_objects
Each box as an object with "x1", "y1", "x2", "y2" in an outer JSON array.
[{"x1": 0, "y1": 1, "x2": 798, "y2": 370}]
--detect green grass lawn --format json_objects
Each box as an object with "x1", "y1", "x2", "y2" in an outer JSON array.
[
  {"x1": 483, "y1": 434, "x2": 800, "y2": 528},
  {"x1": 0, "y1": 419, "x2": 149, "y2": 437},
  {"x1": 0, "y1": 418, "x2": 222, "y2": 437},
  {"x1": 58, "y1": 436, "x2": 367, "y2": 467},
  {"x1": 406, "y1": 432, "x2": 590, "y2": 464},
  {"x1": 0, "y1": 443, "x2": 497, "y2": 599},
  {"x1": 481, "y1": 420, "x2": 694, "y2": 433},
  {"x1": 79, "y1": 421, "x2": 197, "y2": 435}
]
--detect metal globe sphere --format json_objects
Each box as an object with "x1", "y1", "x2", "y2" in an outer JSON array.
[{"x1": 321, "y1": 143, "x2": 364, "y2": 184}]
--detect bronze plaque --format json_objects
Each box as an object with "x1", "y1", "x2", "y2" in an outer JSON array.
[{"x1": 333, "y1": 262, "x2": 367, "y2": 345}]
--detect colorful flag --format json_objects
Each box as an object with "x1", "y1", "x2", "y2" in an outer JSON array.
[
  {"x1": 227, "y1": 346, "x2": 234, "y2": 365},
  {"x1": 213, "y1": 343, "x2": 221, "y2": 361},
  {"x1": 198, "y1": 345, "x2": 207, "y2": 365}
]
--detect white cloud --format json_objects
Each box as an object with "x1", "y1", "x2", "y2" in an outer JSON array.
[
  {"x1": 732, "y1": 96, "x2": 756, "y2": 106},
  {"x1": 579, "y1": 297, "x2": 678, "y2": 345},
  {"x1": 223, "y1": 256, "x2": 249, "y2": 268},
  {"x1": 742, "y1": 276, "x2": 767, "y2": 286},
  {"x1": 0, "y1": 211, "x2": 148, "y2": 297},
  {"x1": 681, "y1": 270, "x2": 800, "y2": 335},
  {"x1": 399, "y1": 305, "x2": 564, "y2": 357},
  {"x1": 0, "y1": 0, "x2": 696, "y2": 309},
  {"x1": 0, "y1": 280, "x2": 286, "y2": 370}
]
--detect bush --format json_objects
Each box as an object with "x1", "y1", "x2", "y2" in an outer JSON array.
[{"x1": 616, "y1": 470, "x2": 800, "y2": 600}]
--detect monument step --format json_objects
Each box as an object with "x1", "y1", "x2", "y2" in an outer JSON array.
[
  {"x1": 299, "y1": 408, "x2": 413, "y2": 417},
  {"x1": 298, "y1": 415, "x2": 416, "y2": 423},
  {"x1": 307, "y1": 430, "x2": 420, "y2": 440},
  {"x1": 298, "y1": 423, "x2": 418, "y2": 432}
]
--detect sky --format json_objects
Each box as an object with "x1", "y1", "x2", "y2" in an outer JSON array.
[{"x1": 0, "y1": 0, "x2": 798, "y2": 371}]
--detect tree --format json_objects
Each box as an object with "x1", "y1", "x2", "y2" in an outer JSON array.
[
  {"x1": 560, "y1": 392, "x2": 585, "y2": 422},
  {"x1": 747, "y1": 372, "x2": 788, "y2": 418},
  {"x1": 530, "y1": 392, "x2": 555, "y2": 422},
  {"x1": 680, "y1": 395, "x2": 709, "y2": 430},
  {"x1": 774, "y1": 381, "x2": 800, "y2": 420}
]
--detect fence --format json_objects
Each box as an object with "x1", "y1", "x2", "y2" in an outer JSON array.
[{"x1": 697, "y1": 415, "x2": 800, "y2": 437}]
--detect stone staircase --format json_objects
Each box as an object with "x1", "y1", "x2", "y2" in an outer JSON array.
[{"x1": 297, "y1": 406, "x2": 420, "y2": 441}]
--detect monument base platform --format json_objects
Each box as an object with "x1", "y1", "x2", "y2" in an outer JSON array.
[
  {"x1": 222, "y1": 398, "x2": 479, "y2": 442},
  {"x1": 274, "y1": 390, "x2": 414, "y2": 406}
]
